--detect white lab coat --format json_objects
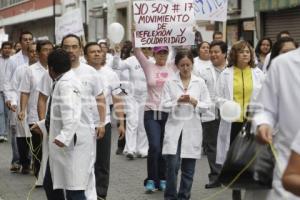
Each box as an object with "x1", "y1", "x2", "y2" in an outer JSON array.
[
  {"x1": 38, "y1": 70, "x2": 94, "y2": 190},
  {"x1": 161, "y1": 73, "x2": 211, "y2": 159},
  {"x1": 215, "y1": 67, "x2": 265, "y2": 164},
  {"x1": 249, "y1": 48, "x2": 300, "y2": 200}
]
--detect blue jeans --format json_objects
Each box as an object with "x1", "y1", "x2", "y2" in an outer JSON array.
[
  {"x1": 165, "y1": 137, "x2": 196, "y2": 200},
  {"x1": 0, "y1": 92, "x2": 8, "y2": 136},
  {"x1": 144, "y1": 110, "x2": 168, "y2": 188}
]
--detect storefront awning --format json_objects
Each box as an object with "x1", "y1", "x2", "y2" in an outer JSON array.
[{"x1": 254, "y1": 0, "x2": 300, "y2": 12}]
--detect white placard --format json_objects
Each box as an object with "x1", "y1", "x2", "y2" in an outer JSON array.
[
  {"x1": 55, "y1": 8, "x2": 84, "y2": 44},
  {"x1": 133, "y1": 0, "x2": 195, "y2": 47},
  {"x1": 194, "y1": 0, "x2": 228, "y2": 22}
]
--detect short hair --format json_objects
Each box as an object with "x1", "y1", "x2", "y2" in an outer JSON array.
[
  {"x1": 255, "y1": 37, "x2": 272, "y2": 56},
  {"x1": 48, "y1": 49, "x2": 71, "y2": 74},
  {"x1": 213, "y1": 31, "x2": 223, "y2": 39},
  {"x1": 266, "y1": 37, "x2": 298, "y2": 70},
  {"x1": 228, "y1": 41, "x2": 255, "y2": 68},
  {"x1": 276, "y1": 30, "x2": 290, "y2": 41},
  {"x1": 1, "y1": 41, "x2": 13, "y2": 49},
  {"x1": 210, "y1": 40, "x2": 228, "y2": 55},
  {"x1": 61, "y1": 34, "x2": 81, "y2": 48},
  {"x1": 175, "y1": 49, "x2": 194, "y2": 66},
  {"x1": 198, "y1": 41, "x2": 210, "y2": 50},
  {"x1": 83, "y1": 42, "x2": 99, "y2": 55},
  {"x1": 19, "y1": 31, "x2": 33, "y2": 42},
  {"x1": 36, "y1": 40, "x2": 53, "y2": 53}
]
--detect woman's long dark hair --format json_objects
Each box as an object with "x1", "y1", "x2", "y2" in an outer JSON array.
[
  {"x1": 266, "y1": 37, "x2": 298, "y2": 70},
  {"x1": 255, "y1": 37, "x2": 272, "y2": 60}
]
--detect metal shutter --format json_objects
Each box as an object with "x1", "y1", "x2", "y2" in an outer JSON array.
[{"x1": 263, "y1": 6, "x2": 300, "y2": 43}]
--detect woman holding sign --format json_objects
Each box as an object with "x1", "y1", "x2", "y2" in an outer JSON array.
[
  {"x1": 161, "y1": 50, "x2": 211, "y2": 199},
  {"x1": 135, "y1": 43, "x2": 176, "y2": 193}
]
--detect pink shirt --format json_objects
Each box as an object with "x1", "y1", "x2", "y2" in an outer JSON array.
[{"x1": 135, "y1": 48, "x2": 176, "y2": 111}]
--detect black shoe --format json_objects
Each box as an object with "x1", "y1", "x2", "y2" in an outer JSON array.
[
  {"x1": 126, "y1": 153, "x2": 135, "y2": 160},
  {"x1": 205, "y1": 181, "x2": 221, "y2": 189},
  {"x1": 21, "y1": 166, "x2": 31, "y2": 174},
  {"x1": 115, "y1": 148, "x2": 123, "y2": 155}
]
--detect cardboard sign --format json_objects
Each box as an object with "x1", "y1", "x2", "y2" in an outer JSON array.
[
  {"x1": 194, "y1": 0, "x2": 228, "y2": 22},
  {"x1": 55, "y1": 8, "x2": 84, "y2": 44},
  {"x1": 133, "y1": 0, "x2": 195, "y2": 47}
]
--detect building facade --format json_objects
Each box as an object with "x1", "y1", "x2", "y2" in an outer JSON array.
[
  {"x1": 255, "y1": 0, "x2": 300, "y2": 42},
  {"x1": 0, "y1": 0, "x2": 62, "y2": 42}
]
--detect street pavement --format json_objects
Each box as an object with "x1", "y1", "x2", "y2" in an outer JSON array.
[{"x1": 0, "y1": 125, "x2": 231, "y2": 200}]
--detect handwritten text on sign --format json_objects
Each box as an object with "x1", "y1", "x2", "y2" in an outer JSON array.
[
  {"x1": 133, "y1": 1, "x2": 195, "y2": 47},
  {"x1": 194, "y1": 0, "x2": 228, "y2": 22}
]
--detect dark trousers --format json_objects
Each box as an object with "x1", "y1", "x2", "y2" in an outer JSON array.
[
  {"x1": 144, "y1": 110, "x2": 168, "y2": 188},
  {"x1": 16, "y1": 137, "x2": 31, "y2": 168},
  {"x1": 29, "y1": 124, "x2": 43, "y2": 178},
  {"x1": 95, "y1": 123, "x2": 112, "y2": 198},
  {"x1": 202, "y1": 119, "x2": 222, "y2": 183},
  {"x1": 165, "y1": 136, "x2": 196, "y2": 200},
  {"x1": 230, "y1": 122, "x2": 244, "y2": 200},
  {"x1": 43, "y1": 161, "x2": 86, "y2": 200}
]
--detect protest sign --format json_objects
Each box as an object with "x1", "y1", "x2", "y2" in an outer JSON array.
[
  {"x1": 133, "y1": 0, "x2": 195, "y2": 47},
  {"x1": 194, "y1": 0, "x2": 228, "y2": 22},
  {"x1": 55, "y1": 8, "x2": 85, "y2": 44}
]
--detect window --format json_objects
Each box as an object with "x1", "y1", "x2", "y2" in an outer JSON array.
[{"x1": 0, "y1": 0, "x2": 27, "y2": 9}]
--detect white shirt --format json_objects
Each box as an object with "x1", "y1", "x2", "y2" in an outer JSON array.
[
  {"x1": 253, "y1": 48, "x2": 300, "y2": 199},
  {"x1": 9, "y1": 63, "x2": 28, "y2": 105},
  {"x1": 106, "y1": 53, "x2": 114, "y2": 68},
  {"x1": 95, "y1": 66, "x2": 122, "y2": 124},
  {"x1": 113, "y1": 55, "x2": 148, "y2": 98},
  {"x1": 0, "y1": 56, "x2": 16, "y2": 97},
  {"x1": 19, "y1": 62, "x2": 48, "y2": 124},
  {"x1": 193, "y1": 57, "x2": 212, "y2": 77},
  {"x1": 11, "y1": 50, "x2": 29, "y2": 68},
  {"x1": 292, "y1": 130, "x2": 300, "y2": 155},
  {"x1": 197, "y1": 64, "x2": 226, "y2": 122},
  {"x1": 37, "y1": 63, "x2": 104, "y2": 127}
]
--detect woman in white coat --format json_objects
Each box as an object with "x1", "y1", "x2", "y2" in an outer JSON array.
[
  {"x1": 161, "y1": 50, "x2": 211, "y2": 200},
  {"x1": 215, "y1": 41, "x2": 265, "y2": 200}
]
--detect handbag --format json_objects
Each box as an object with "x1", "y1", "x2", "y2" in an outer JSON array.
[{"x1": 218, "y1": 117, "x2": 275, "y2": 190}]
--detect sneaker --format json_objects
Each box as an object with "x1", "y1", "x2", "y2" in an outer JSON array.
[
  {"x1": 10, "y1": 164, "x2": 20, "y2": 173},
  {"x1": 159, "y1": 180, "x2": 166, "y2": 191},
  {"x1": 126, "y1": 153, "x2": 135, "y2": 160},
  {"x1": 145, "y1": 180, "x2": 157, "y2": 193},
  {"x1": 136, "y1": 153, "x2": 147, "y2": 158}
]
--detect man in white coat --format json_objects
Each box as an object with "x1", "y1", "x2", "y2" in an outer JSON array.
[
  {"x1": 36, "y1": 35, "x2": 106, "y2": 200},
  {"x1": 249, "y1": 47, "x2": 300, "y2": 200},
  {"x1": 84, "y1": 42, "x2": 125, "y2": 200},
  {"x1": 196, "y1": 41, "x2": 228, "y2": 188},
  {"x1": 33, "y1": 49, "x2": 89, "y2": 199}
]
